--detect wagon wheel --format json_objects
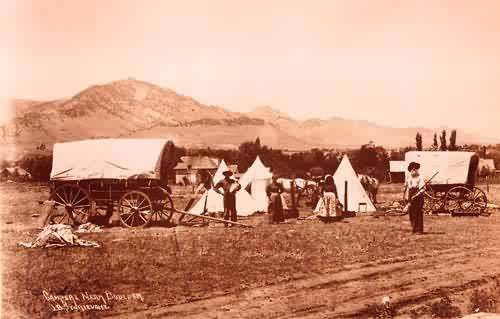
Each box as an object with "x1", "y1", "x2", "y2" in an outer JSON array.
[
  {"x1": 445, "y1": 186, "x2": 472, "y2": 214},
  {"x1": 423, "y1": 186, "x2": 436, "y2": 215},
  {"x1": 423, "y1": 186, "x2": 445, "y2": 215},
  {"x1": 49, "y1": 184, "x2": 91, "y2": 225},
  {"x1": 118, "y1": 191, "x2": 153, "y2": 228},
  {"x1": 151, "y1": 194, "x2": 174, "y2": 224},
  {"x1": 460, "y1": 187, "x2": 487, "y2": 215}
]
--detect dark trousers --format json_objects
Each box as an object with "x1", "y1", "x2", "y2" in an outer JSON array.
[
  {"x1": 409, "y1": 188, "x2": 424, "y2": 233},
  {"x1": 224, "y1": 207, "x2": 237, "y2": 222},
  {"x1": 223, "y1": 195, "x2": 237, "y2": 224}
]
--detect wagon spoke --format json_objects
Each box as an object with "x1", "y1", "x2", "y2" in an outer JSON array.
[
  {"x1": 137, "y1": 204, "x2": 152, "y2": 212},
  {"x1": 65, "y1": 186, "x2": 72, "y2": 204},
  {"x1": 73, "y1": 204, "x2": 90, "y2": 209},
  {"x1": 124, "y1": 198, "x2": 135, "y2": 209},
  {"x1": 138, "y1": 213, "x2": 148, "y2": 224},
  {"x1": 53, "y1": 198, "x2": 66, "y2": 206},
  {"x1": 71, "y1": 188, "x2": 81, "y2": 204},
  {"x1": 53, "y1": 199, "x2": 66, "y2": 207},
  {"x1": 123, "y1": 212, "x2": 134, "y2": 223},
  {"x1": 63, "y1": 187, "x2": 71, "y2": 204},
  {"x1": 56, "y1": 193, "x2": 68, "y2": 206},
  {"x1": 137, "y1": 197, "x2": 146, "y2": 210},
  {"x1": 73, "y1": 195, "x2": 88, "y2": 207}
]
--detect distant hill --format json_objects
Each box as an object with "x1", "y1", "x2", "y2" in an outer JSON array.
[{"x1": 1, "y1": 78, "x2": 496, "y2": 159}]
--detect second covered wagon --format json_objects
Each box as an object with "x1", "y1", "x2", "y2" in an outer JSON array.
[{"x1": 405, "y1": 151, "x2": 488, "y2": 215}]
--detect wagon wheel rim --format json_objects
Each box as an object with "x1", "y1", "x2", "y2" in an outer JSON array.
[
  {"x1": 50, "y1": 184, "x2": 91, "y2": 225},
  {"x1": 425, "y1": 189, "x2": 446, "y2": 214},
  {"x1": 119, "y1": 191, "x2": 152, "y2": 228},
  {"x1": 423, "y1": 186, "x2": 436, "y2": 215},
  {"x1": 445, "y1": 186, "x2": 470, "y2": 214},
  {"x1": 461, "y1": 187, "x2": 487, "y2": 214},
  {"x1": 151, "y1": 195, "x2": 174, "y2": 223}
]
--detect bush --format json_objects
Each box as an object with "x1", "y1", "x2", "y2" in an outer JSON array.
[
  {"x1": 468, "y1": 288, "x2": 498, "y2": 313},
  {"x1": 429, "y1": 294, "x2": 461, "y2": 318},
  {"x1": 365, "y1": 299, "x2": 397, "y2": 318}
]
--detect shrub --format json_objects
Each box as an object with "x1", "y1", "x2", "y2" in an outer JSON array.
[
  {"x1": 365, "y1": 298, "x2": 397, "y2": 318},
  {"x1": 468, "y1": 288, "x2": 498, "y2": 313},
  {"x1": 429, "y1": 294, "x2": 461, "y2": 318}
]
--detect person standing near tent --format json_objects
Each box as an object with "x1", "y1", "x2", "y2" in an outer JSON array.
[
  {"x1": 266, "y1": 175, "x2": 285, "y2": 224},
  {"x1": 214, "y1": 170, "x2": 241, "y2": 226},
  {"x1": 318, "y1": 175, "x2": 341, "y2": 219},
  {"x1": 404, "y1": 162, "x2": 425, "y2": 234}
]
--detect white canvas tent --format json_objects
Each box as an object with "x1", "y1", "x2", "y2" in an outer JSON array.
[
  {"x1": 50, "y1": 138, "x2": 172, "y2": 180},
  {"x1": 315, "y1": 155, "x2": 376, "y2": 213},
  {"x1": 404, "y1": 151, "x2": 476, "y2": 185},
  {"x1": 189, "y1": 160, "x2": 258, "y2": 216},
  {"x1": 238, "y1": 156, "x2": 274, "y2": 212}
]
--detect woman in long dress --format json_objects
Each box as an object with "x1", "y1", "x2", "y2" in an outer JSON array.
[
  {"x1": 318, "y1": 175, "x2": 339, "y2": 217},
  {"x1": 266, "y1": 176, "x2": 285, "y2": 224}
]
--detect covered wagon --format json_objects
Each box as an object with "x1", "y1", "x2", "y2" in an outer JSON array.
[
  {"x1": 48, "y1": 138, "x2": 177, "y2": 227},
  {"x1": 405, "y1": 151, "x2": 487, "y2": 215}
]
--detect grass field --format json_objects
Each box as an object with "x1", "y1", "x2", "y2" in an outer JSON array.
[{"x1": 1, "y1": 182, "x2": 500, "y2": 318}]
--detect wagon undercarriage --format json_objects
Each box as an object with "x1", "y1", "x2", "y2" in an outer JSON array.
[
  {"x1": 48, "y1": 180, "x2": 174, "y2": 228},
  {"x1": 423, "y1": 184, "x2": 488, "y2": 215}
]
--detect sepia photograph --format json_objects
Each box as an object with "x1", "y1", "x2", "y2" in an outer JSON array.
[{"x1": 1, "y1": 1, "x2": 500, "y2": 318}]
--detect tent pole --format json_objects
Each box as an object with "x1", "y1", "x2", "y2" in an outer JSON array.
[{"x1": 344, "y1": 181, "x2": 348, "y2": 212}]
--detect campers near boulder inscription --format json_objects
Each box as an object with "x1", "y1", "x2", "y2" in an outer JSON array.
[{"x1": 42, "y1": 290, "x2": 144, "y2": 313}]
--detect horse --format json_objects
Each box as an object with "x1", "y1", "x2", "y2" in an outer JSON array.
[
  {"x1": 277, "y1": 178, "x2": 318, "y2": 207},
  {"x1": 358, "y1": 174, "x2": 379, "y2": 203}
]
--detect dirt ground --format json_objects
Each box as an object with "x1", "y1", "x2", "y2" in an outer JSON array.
[{"x1": 1, "y1": 182, "x2": 500, "y2": 318}]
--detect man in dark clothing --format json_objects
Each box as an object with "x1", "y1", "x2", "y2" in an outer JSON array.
[
  {"x1": 405, "y1": 162, "x2": 425, "y2": 234},
  {"x1": 214, "y1": 170, "x2": 241, "y2": 226}
]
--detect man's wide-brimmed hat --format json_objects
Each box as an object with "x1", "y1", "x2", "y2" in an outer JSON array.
[
  {"x1": 222, "y1": 170, "x2": 233, "y2": 177},
  {"x1": 407, "y1": 162, "x2": 421, "y2": 172}
]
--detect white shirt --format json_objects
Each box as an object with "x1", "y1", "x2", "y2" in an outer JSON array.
[{"x1": 406, "y1": 175, "x2": 425, "y2": 189}]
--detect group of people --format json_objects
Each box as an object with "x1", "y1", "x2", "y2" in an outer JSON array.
[
  {"x1": 193, "y1": 169, "x2": 286, "y2": 226},
  {"x1": 201, "y1": 169, "x2": 344, "y2": 225},
  {"x1": 193, "y1": 161, "x2": 426, "y2": 234}
]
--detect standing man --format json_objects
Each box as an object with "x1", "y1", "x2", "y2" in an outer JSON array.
[
  {"x1": 214, "y1": 170, "x2": 241, "y2": 227},
  {"x1": 404, "y1": 162, "x2": 425, "y2": 234}
]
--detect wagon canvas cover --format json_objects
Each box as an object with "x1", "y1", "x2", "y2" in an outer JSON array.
[
  {"x1": 50, "y1": 139, "x2": 171, "y2": 181},
  {"x1": 404, "y1": 151, "x2": 476, "y2": 185}
]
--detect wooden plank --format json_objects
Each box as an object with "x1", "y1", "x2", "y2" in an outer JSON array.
[{"x1": 173, "y1": 208, "x2": 254, "y2": 228}]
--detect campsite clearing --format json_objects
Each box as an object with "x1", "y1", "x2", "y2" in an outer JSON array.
[{"x1": 1, "y1": 182, "x2": 500, "y2": 318}]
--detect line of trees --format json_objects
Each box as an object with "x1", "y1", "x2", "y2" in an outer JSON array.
[
  {"x1": 11, "y1": 138, "x2": 391, "y2": 182},
  {"x1": 415, "y1": 129, "x2": 458, "y2": 151}
]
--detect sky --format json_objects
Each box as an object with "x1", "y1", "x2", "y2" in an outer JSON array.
[{"x1": 1, "y1": 0, "x2": 500, "y2": 138}]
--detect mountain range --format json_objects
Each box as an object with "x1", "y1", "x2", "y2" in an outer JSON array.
[{"x1": 1, "y1": 78, "x2": 496, "y2": 159}]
